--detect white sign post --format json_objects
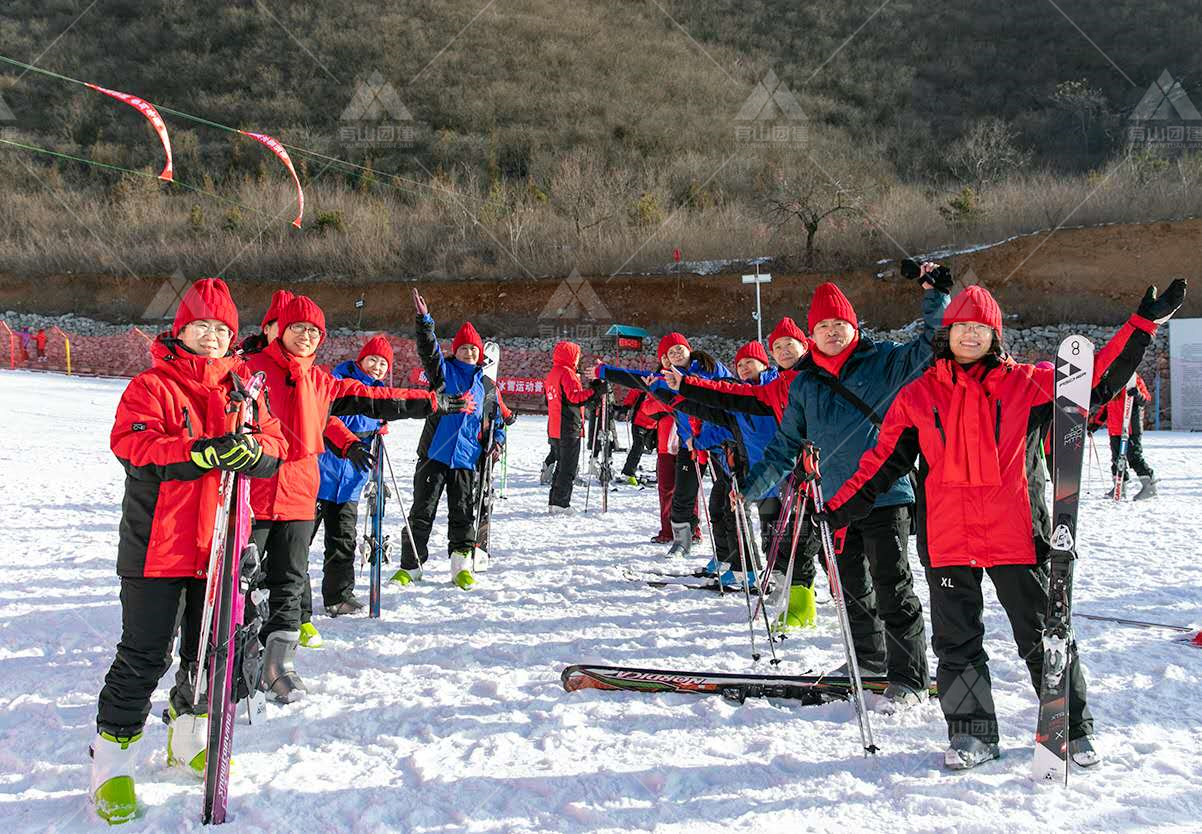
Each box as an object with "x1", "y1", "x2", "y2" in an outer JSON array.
[
  {"x1": 741, "y1": 268, "x2": 772, "y2": 345},
  {"x1": 1170, "y1": 318, "x2": 1202, "y2": 430}
]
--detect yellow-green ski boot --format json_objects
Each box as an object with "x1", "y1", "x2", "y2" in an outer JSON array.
[
  {"x1": 90, "y1": 731, "x2": 141, "y2": 824},
  {"x1": 390, "y1": 565, "x2": 422, "y2": 586},
  {"x1": 450, "y1": 551, "x2": 476, "y2": 590},
  {"x1": 299, "y1": 621, "x2": 323, "y2": 649},
  {"x1": 773, "y1": 584, "x2": 817, "y2": 634}
]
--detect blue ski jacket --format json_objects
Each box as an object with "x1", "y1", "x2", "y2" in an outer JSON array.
[{"x1": 317, "y1": 360, "x2": 386, "y2": 504}]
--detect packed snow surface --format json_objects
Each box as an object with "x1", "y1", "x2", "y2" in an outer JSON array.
[{"x1": 1, "y1": 370, "x2": 1199, "y2": 832}]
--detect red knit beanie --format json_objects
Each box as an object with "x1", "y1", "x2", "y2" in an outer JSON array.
[
  {"x1": 358, "y1": 334, "x2": 394, "y2": 368},
  {"x1": 276, "y1": 295, "x2": 327, "y2": 340},
  {"x1": 734, "y1": 341, "x2": 770, "y2": 367},
  {"x1": 807, "y1": 283, "x2": 858, "y2": 332},
  {"x1": 261, "y1": 289, "x2": 295, "y2": 328},
  {"x1": 768, "y1": 316, "x2": 806, "y2": 346},
  {"x1": 943, "y1": 286, "x2": 1003, "y2": 337},
  {"x1": 657, "y1": 332, "x2": 691, "y2": 361},
  {"x1": 172, "y1": 278, "x2": 239, "y2": 337},
  {"x1": 451, "y1": 321, "x2": 484, "y2": 359}
]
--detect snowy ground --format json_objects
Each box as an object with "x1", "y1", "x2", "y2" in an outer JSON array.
[{"x1": 1, "y1": 369, "x2": 1200, "y2": 833}]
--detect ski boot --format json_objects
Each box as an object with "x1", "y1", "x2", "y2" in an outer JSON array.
[
  {"x1": 650, "y1": 531, "x2": 673, "y2": 545},
  {"x1": 665, "y1": 521, "x2": 693, "y2": 558},
  {"x1": 324, "y1": 594, "x2": 365, "y2": 617},
  {"x1": 1069, "y1": 735, "x2": 1101, "y2": 767},
  {"x1": 539, "y1": 462, "x2": 556, "y2": 485},
  {"x1": 165, "y1": 705, "x2": 207, "y2": 777},
  {"x1": 772, "y1": 584, "x2": 817, "y2": 634},
  {"x1": 716, "y1": 567, "x2": 756, "y2": 591},
  {"x1": 700, "y1": 556, "x2": 720, "y2": 578},
  {"x1": 1133, "y1": 475, "x2": 1159, "y2": 501},
  {"x1": 473, "y1": 548, "x2": 490, "y2": 573},
  {"x1": 548, "y1": 504, "x2": 575, "y2": 516},
  {"x1": 90, "y1": 730, "x2": 141, "y2": 824},
  {"x1": 298, "y1": 621, "x2": 323, "y2": 648},
  {"x1": 450, "y1": 550, "x2": 476, "y2": 590},
  {"x1": 881, "y1": 683, "x2": 928, "y2": 710},
  {"x1": 944, "y1": 735, "x2": 1000, "y2": 770},
  {"x1": 262, "y1": 630, "x2": 306, "y2": 703},
  {"x1": 390, "y1": 565, "x2": 423, "y2": 586}
]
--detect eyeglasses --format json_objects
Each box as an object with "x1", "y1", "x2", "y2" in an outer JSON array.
[
  {"x1": 185, "y1": 321, "x2": 233, "y2": 339},
  {"x1": 287, "y1": 323, "x2": 323, "y2": 338},
  {"x1": 950, "y1": 322, "x2": 992, "y2": 337}
]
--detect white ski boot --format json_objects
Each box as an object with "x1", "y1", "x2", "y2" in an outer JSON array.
[
  {"x1": 450, "y1": 550, "x2": 476, "y2": 589},
  {"x1": 165, "y1": 705, "x2": 208, "y2": 777},
  {"x1": 390, "y1": 565, "x2": 423, "y2": 586},
  {"x1": 90, "y1": 730, "x2": 141, "y2": 824},
  {"x1": 944, "y1": 734, "x2": 999, "y2": 770},
  {"x1": 1133, "y1": 475, "x2": 1159, "y2": 501},
  {"x1": 262, "y1": 630, "x2": 306, "y2": 704},
  {"x1": 665, "y1": 521, "x2": 693, "y2": 558},
  {"x1": 473, "y1": 547, "x2": 491, "y2": 573}
]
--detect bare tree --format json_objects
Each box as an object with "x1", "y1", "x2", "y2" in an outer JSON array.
[
  {"x1": 1051, "y1": 80, "x2": 1108, "y2": 159},
  {"x1": 766, "y1": 174, "x2": 862, "y2": 266},
  {"x1": 948, "y1": 117, "x2": 1032, "y2": 186}
]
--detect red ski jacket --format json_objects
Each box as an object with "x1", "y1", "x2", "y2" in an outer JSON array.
[
  {"x1": 827, "y1": 315, "x2": 1156, "y2": 569},
  {"x1": 544, "y1": 342, "x2": 595, "y2": 440},
  {"x1": 1095, "y1": 373, "x2": 1150, "y2": 436},
  {"x1": 680, "y1": 369, "x2": 800, "y2": 422},
  {"x1": 245, "y1": 340, "x2": 440, "y2": 521},
  {"x1": 111, "y1": 337, "x2": 288, "y2": 579}
]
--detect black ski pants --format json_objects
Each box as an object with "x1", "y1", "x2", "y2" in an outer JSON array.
[
  {"x1": 251, "y1": 519, "x2": 315, "y2": 640},
  {"x1": 549, "y1": 435, "x2": 582, "y2": 509},
  {"x1": 758, "y1": 495, "x2": 822, "y2": 587},
  {"x1": 301, "y1": 499, "x2": 362, "y2": 620},
  {"x1": 400, "y1": 457, "x2": 478, "y2": 566},
  {"x1": 97, "y1": 577, "x2": 205, "y2": 736},
  {"x1": 670, "y1": 450, "x2": 703, "y2": 528},
  {"x1": 926, "y1": 561, "x2": 1094, "y2": 745},
  {"x1": 834, "y1": 505, "x2": 928, "y2": 691},
  {"x1": 1110, "y1": 403, "x2": 1153, "y2": 478}
]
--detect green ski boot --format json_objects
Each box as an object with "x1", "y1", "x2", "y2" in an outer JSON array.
[
  {"x1": 390, "y1": 565, "x2": 422, "y2": 586},
  {"x1": 90, "y1": 731, "x2": 141, "y2": 824},
  {"x1": 450, "y1": 551, "x2": 476, "y2": 590},
  {"x1": 299, "y1": 621, "x2": 323, "y2": 649},
  {"x1": 773, "y1": 584, "x2": 817, "y2": 634}
]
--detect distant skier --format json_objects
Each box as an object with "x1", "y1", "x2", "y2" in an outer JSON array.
[
  {"x1": 823, "y1": 280, "x2": 1186, "y2": 770},
  {"x1": 1094, "y1": 373, "x2": 1158, "y2": 500},
  {"x1": 545, "y1": 340, "x2": 601, "y2": 512},
  {"x1": 92, "y1": 278, "x2": 288, "y2": 824}
]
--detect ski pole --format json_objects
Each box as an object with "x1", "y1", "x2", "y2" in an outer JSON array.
[
  {"x1": 753, "y1": 478, "x2": 806, "y2": 624},
  {"x1": 380, "y1": 440, "x2": 421, "y2": 568},
  {"x1": 734, "y1": 489, "x2": 781, "y2": 662},
  {"x1": 727, "y1": 474, "x2": 763, "y2": 663},
  {"x1": 691, "y1": 454, "x2": 721, "y2": 596},
  {"x1": 805, "y1": 453, "x2": 878, "y2": 756}
]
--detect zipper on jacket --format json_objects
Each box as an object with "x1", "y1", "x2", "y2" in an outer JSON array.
[
  {"x1": 994, "y1": 400, "x2": 1002, "y2": 444},
  {"x1": 932, "y1": 406, "x2": 946, "y2": 444},
  {"x1": 182, "y1": 406, "x2": 195, "y2": 437}
]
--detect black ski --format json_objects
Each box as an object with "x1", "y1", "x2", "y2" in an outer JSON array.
[
  {"x1": 1033, "y1": 335, "x2": 1094, "y2": 783},
  {"x1": 562, "y1": 664, "x2": 937, "y2": 705}
]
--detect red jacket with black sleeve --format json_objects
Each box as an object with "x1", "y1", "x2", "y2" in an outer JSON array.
[
  {"x1": 826, "y1": 314, "x2": 1157, "y2": 569},
  {"x1": 1095, "y1": 373, "x2": 1151, "y2": 436},
  {"x1": 544, "y1": 342, "x2": 596, "y2": 441},
  {"x1": 111, "y1": 337, "x2": 288, "y2": 579},
  {"x1": 246, "y1": 340, "x2": 440, "y2": 521},
  {"x1": 678, "y1": 369, "x2": 799, "y2": 422}
]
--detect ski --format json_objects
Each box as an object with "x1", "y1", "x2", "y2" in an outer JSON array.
[
  {"x1": 202, "y1": 371, "x2": 265, "y2": 825},
  {"x1": 562, "y1": 664, "x2": 937, "y2": 705},
  {"x1": 1075, "y1": 612, "x2": 1193, "y2": 632},
  {"x1": 1033, "y1": 335, "x2": 1094, "y2": 784},
  {"x1": 475, "y1": 341, "x2": 501, "y2": 560},
  {"x1": 1112, "y1": 374, "x2": 1135, "y2": 500},
  {"x1": 365, "y1": 434, "x2": 388, "y2": 619}
]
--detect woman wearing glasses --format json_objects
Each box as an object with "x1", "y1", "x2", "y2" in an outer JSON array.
[
  {"x1": 823, "y1": 280, "x2": 1187, "y2": 770},
  {"x1": 243, "y1": 295, "x2": 474, "y2": 704}
]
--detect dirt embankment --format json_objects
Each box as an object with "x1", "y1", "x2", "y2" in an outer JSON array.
[{"x1": 2, "y1": 218, "x2": 1200, "y2": 334}]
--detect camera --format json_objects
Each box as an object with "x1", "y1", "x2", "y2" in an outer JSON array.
[{"x1": 900, "y1": 258, "x2": 951, "y2": 286}]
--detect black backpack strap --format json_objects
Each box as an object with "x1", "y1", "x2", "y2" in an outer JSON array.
[{"x1": 810, "y1": 371, "x2": 885, "y2": 428}]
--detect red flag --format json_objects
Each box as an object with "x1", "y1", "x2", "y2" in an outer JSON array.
[
  {"x1": 85, "y1": 83, "x2": 173, "y2": 182},
  {"x1": 239, "y1": 131, "x2": 304, "y2": 229}
]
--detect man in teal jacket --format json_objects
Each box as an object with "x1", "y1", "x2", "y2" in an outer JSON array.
[{"x1": 693, "y1": 267, "x2": 951, "y2": 704}]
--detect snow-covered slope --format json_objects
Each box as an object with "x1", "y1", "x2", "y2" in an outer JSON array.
[{"x1": 1, "y1": 370, "x2": 1199, "y2": 832}]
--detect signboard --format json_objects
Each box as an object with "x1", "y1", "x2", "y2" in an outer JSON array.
[{"x1": 1170, "y1": 318, "x2": 1202, "y2": 430}]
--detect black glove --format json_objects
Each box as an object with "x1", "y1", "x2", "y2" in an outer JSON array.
[
  {"x1": 344, "y1": 440, "x2": 375, "y2": 473},
  {"x1": 791, "y1": 442, "x2": 821, "y2": 481},
  {"x1": 503, "y1": 410, "x2": 517, "y2": 427},
  {"x1": 589, "y1": 378, "x2": 606, "y2": 391},
  {"x1": 436, "y1": 391, "x2": 475, "y2": 413},
  {"x1": 1137, "y1": 278, "x2": 1187, "y2": 324},
  {"x1": 191, "y1": 434, "x2": 262, "y2": 472},
  {"x1": 925, "y1": 264, "x2": 954, "y2": 294}
]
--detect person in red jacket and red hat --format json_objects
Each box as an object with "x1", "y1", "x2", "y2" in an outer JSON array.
[
  {"x1": 244, "y1": 294, "x2": 474, "y2": 703},
  {"x1": 92, "y1": 278, "x2": 289, "y2": 823},
  {"x1": 545, "y1": 340, "x2": 601, "y2": 511},
  {"x1": 824, "y1": 279, "x2": 1187, "y2": 770}
]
